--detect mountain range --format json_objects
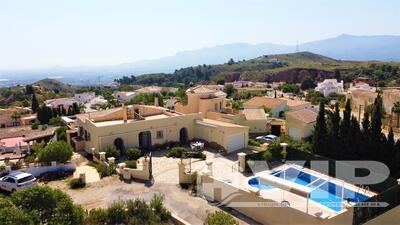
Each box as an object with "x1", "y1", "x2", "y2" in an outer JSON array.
[{"x1": 0, "y1": 34, "x2": 399, "y2": 87}]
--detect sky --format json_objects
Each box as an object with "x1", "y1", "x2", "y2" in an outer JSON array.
[{"x1": 0, "y1": 0, "x2": 399, "y2": 69}]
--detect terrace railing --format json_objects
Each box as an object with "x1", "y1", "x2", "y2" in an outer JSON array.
[{"x1": 352, "y1": 181, "x2": 400, "y2": 225}]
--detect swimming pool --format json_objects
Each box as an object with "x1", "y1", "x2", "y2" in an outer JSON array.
[{"x1": 248, "y1": 167, "x2": 370, "y2": 212}]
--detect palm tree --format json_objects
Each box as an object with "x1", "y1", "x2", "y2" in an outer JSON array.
[{"x1": 392, "y1": 102, "x2": 400, "y2": 128}]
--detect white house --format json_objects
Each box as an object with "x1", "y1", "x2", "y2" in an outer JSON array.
[
  {"x1": 74, "y1": 92, "x2": 96, "y2": 103},
  {"x1": 113, "y1": 91, "x2": 138, "y2": 101},
  {"x1": 315, "y1": 79, "x2": 344, "y2": 96},
  {"x1": 349, "y1": 82, "x2": 376, "y2": 93}
]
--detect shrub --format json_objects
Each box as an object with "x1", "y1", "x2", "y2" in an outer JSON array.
[
  {"x1": 96, "y1": 163, "x2": 115, "y2": 178},
  {"x1": 68, "y1": 178, "x2": 86, "y2": 189},
  {"x1": 0, "y1": 165, "x2": 5, "y2": 175},
  {"x1": 248, "y1": 139, "x2": 261, "y2": 147},
  {"x1": 186, "y1": 152, "x2": 206, "y2": 160},
  {"x1": 37, "y1": 141, "x2": 73, "y2": 164},
  {"x1": 25, "y1": 155, "x2": 36, "y2": 164},
  {"x1": 125, "y1": 148, "x2": 141, "y2": 160},
  {"x1": 31, "y1": 121, "x2": 39, "y2": 130},
  {"x1": 125, "y1": 160, "x2": 137, "y2": 169},
  {"x1": 10, "y1": 161, "x2": 22, "y2": 170},
  {"x1": 104, "y1": 145, "x2": 120, "y2": 159},
  {"x1": 205, "y1": 211, "x2": 238, "y2": 225},
  {"x1": 41, "y1": 124, "x2": 48, "y2": 131},
  {"x1": 150, "y1": 194, "x2": 170, "y2": 221},
  {"x1": 165, "y1": 147, "x2": 186, "y2": 158}
]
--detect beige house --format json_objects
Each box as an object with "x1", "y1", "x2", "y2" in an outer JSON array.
[
  {"x1": 382, "y1": 88, "x2": 400, "y2": 114},
  {"x1": 243, "y1": 96, "x2": 287, "y2": 117},
  {"x1": 348, "y1": 90, "x2": 378, "y2": 111},
  {"x1": 175, "y1": 85, "x2": 227, "y2": 115},
  {"x1": 68, "y1": 104, "x2": 248, "y2": 154},
  {"x1": 175, "y1": 85, "x2": 269, "y2": 134},
  {"x1": 285, "y1": 109, "x2": 317, "y2": 140}
]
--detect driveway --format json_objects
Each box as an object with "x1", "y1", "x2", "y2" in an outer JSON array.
[{"x1": 46, "y1": 149, "x2": 261, "y2": 225}]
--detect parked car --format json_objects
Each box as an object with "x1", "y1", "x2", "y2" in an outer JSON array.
[
  {"x1": 0, "y1": 171, "x2": 37, "y2": 192},
  {"x1": 255, "y1": 134, "x2": 279, "y2": 143}
]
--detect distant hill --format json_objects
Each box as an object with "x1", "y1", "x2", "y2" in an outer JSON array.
[
  {"x1": 34, "y1": 78, "x2": 74, "y2": 94},
  {"x1": 300, "y1": 34, "x2": 400, "y2": 61},
  {"x1": 122, "y1": 52, "x2": 400, "y2": 86},
  {"x1": 0, "y1": 34, "x2": 400, "y2": 86}
]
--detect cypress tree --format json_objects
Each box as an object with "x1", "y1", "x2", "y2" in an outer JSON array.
[
  {"x1": 385, "y1": 128, "x2": 395, "y2": 176},
  {"x1": 313, "y1": 101, "x2": 328, "y2": 155},
  {"x1": 339, "y1": 99, "x2": 352, "y2": 155},
  {"x1": 361, "y1": 111, "x2": 371, "y2": 159},
  {"x1": 349, "y1": 115, "x2": 362, "y2": 159},
  {"x1": 370, "y1": 95, "x2": 385, "y2": 161},
  {"x1": 31, "y1": 94, "x2": 39, "y2": 113}
]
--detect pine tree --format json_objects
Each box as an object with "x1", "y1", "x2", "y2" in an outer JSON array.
[
  {"x1": 313, "y1": 101, "x2": 328, "y2": 155},
  {"x1": 31, "y1": 94, "x2": 39, "y2": 113}
]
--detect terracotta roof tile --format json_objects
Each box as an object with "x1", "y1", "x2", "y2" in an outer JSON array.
[
  {"x1": 244, "y1": 97, "x2": 287, "y2": 109},
  {"x1": 286, "y1": 109, "x2": 317, "y2": 124}
]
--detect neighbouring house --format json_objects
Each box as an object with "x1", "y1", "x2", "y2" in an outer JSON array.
[
  {"x1": 315, "y1": 79, "x2": 344, "y2": 96},
  {"x1": 45, "y1": 98, "x2": 77, "y2": 110},
  {"x1": 283, "y1": 98, "x2": 314, "y2": 112},
  {"x1": 67, "y1": 104, "x2": 249, "y2": 154},
  {"x1": 243, "y1": 96, "x2": 287, "y2": 117},
  {"x1": 175, "y1": 85, "x2": 227, "y2": 115},
  {"x1": 349, "y1": 82, "x2": 376, "y2": 93},
  {"x1": 285, "y1": 108, "x2": 317, "y2": 140},
  {"x1": 348, "y1": 90, "x2": 378, "y2": 111},
  {"x1": 74, "y1": 92, "x2": 96, "y2": 103},
  {"x1": 0, "y1": 107, "x2": 34, "y2": 128},
  {"x1": 136, "y1": 86, "x2": 178, "y2": 94},
  {"x1": 175, "y1": 85, "x2": 270, "y2": 134},
  {"x1": 382, "y1": 88, "x2": 400, "y2": 115},
  {"x1": 0, "y1": 137, "x2": 30, "y2": 153},
  {"x1": 113, "y1": 91, "x2": 138, "y2": 101}
]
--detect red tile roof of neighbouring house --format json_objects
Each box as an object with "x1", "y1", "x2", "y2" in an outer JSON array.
[{"x1": 286, "y1": 109, "x2": 317, "y2": 124}]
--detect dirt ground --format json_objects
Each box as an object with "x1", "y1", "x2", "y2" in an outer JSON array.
[{"x1": 46, "y1": 150, "x2": 261, "y2": 225}]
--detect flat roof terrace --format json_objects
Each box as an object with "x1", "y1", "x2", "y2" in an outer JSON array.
[{"x1": 91, "y1": 111, "x2": 183, "y2": 127}]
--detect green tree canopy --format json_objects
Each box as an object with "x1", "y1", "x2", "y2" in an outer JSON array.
[{"x1": 37, "y1": 141, "x2": 73, "y2": 164}]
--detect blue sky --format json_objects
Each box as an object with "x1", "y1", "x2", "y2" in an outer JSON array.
[{"x1": 1, "y1": 0, "x2": 399, "y2": 69}]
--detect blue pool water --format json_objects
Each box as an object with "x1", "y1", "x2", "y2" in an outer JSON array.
[{"x1": 248, "y1": 167, "x2": 370, "y2": 212}]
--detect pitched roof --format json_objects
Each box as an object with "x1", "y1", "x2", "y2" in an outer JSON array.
[
  {"x1": 244, "y1": 97, "x2": 287, "y2": 109},
  {"x1": 286, "y1": 109, "x2": 317, "y2": 124},
  {"x1": 187, "y1": 86, "x2": 215, "y2": 94},
  {"x1": 45, "y1": 98, "x2": 77, "y2": 106},
  {"x1": 283, "y1": 98, "x2": 310, "y2": 107},
  {"x1": 242, "y1": 109, "x2": 266, "y2": 120}
]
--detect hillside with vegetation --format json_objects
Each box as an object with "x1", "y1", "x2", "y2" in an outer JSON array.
[
  {"x1": 0, "y1": 78, "x2": 74, "y2": 107},
  {"x1": 116, "y1": 52, "x2": 400, "y2": 87}
]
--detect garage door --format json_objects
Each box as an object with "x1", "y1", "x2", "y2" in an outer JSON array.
[
  {"x1": 227, "y1": 132, "x2": 245, "y2": 153},
  {"x1": 289, "y1": 127, "x2": 301, "y2": 140}
]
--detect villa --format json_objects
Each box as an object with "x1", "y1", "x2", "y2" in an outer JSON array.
[
  {"x1": 349, "y1": 82, "x2": 376, "y2": 93},
  {"x1": 315, "y1": 79, "x2": 344, "y2": 96},
  {"x1": 45, "y1": 97, "x2": 77, "y2": 110},
  {"x1": 285, "y1": 108, "x2": 318, "y2": 140},
  {"x1": 74, "y1": 92, "x2": 96, "y2": 103},
  {"x1": 243, "y1": 96, "x2": 287, "y2": 117},
  {"x1": 175, "y1": 85, "x2": 269, "y2": 134},
  {"x1": 67, "y1": 104, "x2": 249, "y2": 154},
  {"x1": 113, "y1": 91, "x2": 138, "y2": 102}
]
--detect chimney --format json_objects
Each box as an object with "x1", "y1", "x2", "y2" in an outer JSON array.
[
  {"x1": 154, "y1": 96, "x2": 159, "y2": 107},
  {"x1": 122, "y1": 104, "x2": 127, "y2": 123}
]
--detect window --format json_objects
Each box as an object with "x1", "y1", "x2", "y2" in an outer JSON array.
[
  {"x1": 156, "y1": 130, "x2": 164, "y2": 139},
  {"x1": 219, "y1": 102, "x2": 222, "y2": 110},
  {"x1": 214, "y1": 103, "x2": 218, "y2": 111},
  {"x1": 5, "y1": 177, "x2": 15, "y2": 183}
]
